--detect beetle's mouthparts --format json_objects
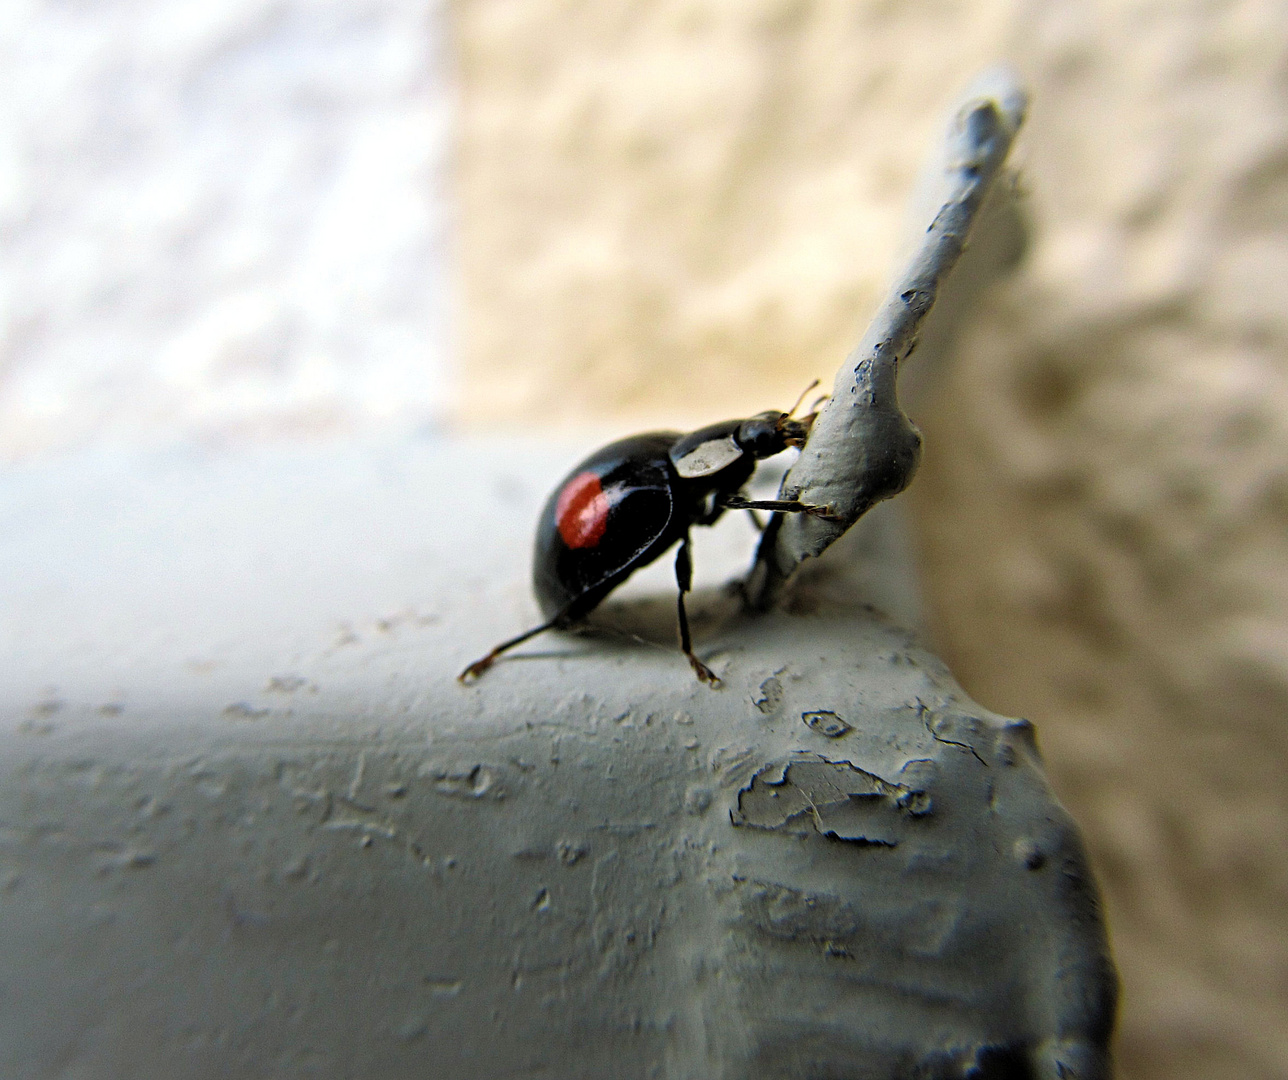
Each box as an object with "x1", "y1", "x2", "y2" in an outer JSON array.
[{"x1": 779, "y1": 414, "x2": 816, "y2": 447}]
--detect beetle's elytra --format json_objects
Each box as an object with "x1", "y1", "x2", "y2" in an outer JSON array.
[{"x1": 459, "y1": 393, "x2": 830, "y2": 686}]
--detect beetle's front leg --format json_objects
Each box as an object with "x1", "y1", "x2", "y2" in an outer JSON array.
[{"x1": 718, "y1": 493, "x2": 838, "y2": 520}]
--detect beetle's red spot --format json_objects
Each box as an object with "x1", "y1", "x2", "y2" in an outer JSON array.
[{"x1": 556, "y1": 471, "x2": 610, "y2": 549}]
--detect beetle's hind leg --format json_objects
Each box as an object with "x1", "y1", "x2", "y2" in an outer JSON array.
[
  {"x1": 458, "y1": 619, "x2": 561, "y2": 682},
  {"x1": 675, "y1": 534, "x2": 721, "y2": 687}
]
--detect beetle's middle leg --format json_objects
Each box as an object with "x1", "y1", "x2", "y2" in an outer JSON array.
[{"x1": 675, "y1": 534, "x2": 720, "y2": 686}]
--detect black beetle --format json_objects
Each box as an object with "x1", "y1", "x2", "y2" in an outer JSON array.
[{"x1": 459, "y1": 392, "x2": 830, "y2": 685}]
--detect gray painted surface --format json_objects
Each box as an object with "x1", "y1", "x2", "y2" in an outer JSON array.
[{"x1": 0, "y1": 439, "x2": 1115, "y2": 1078}]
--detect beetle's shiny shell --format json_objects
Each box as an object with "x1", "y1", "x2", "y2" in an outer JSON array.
[{"x1": 533, "y1": 432, "x2": 683, "y2": 623}]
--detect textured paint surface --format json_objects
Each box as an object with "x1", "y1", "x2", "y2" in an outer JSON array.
[{"x1": 0, "y1": 439, "x2": 1114, "y2": 1079}]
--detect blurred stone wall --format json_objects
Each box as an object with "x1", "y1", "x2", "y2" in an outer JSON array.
[
  {"x1": 910, "y1": 7, "x2": 1288, "y2": 1078},
  {"x1": 456, "y1": 2, "x2": 1288, "y2": 1078},
  {"x1": 456, "y1": 0, "x2": 1011, "y2": 429}
]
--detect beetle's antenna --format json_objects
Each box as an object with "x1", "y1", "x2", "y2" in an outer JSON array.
[
  {"x1": 786, "y1": 379, "x2": 821, "y2": 420},
  {"x1": 793, "y1": 394, "x2": 830, "y2": 433},
  {"x1": 776, "y1": 379, "x2": 824, "y2": 447},
  {"x1": 775, "y1": 381, "x2": 824, "y2": 448}
]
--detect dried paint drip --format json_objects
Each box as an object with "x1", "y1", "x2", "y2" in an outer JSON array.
[{"x1": 802, "y1": 710, "x2": 852, "y2": 738}]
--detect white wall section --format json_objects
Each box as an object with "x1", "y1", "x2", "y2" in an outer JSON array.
[{"x1": 0, "y1": 0, "x2": 448, "y2": 461}]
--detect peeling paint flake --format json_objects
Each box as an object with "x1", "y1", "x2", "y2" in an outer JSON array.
[
  {"x1": 802, "y1": 710, "x2": 852, "y2": 738},
  {"x1": 732, "y1": 753, "x2": 929, "y2": 844},
  {"x1": 421, "y1": 763, "x2": 506, "y2": 801},
  {"x1": 95, "y1": 847, "x2": 157, "y2": 873},
  {"x1": 425, "y1": 979, "x2": 463, "y2": 998},
  {"x1": 753, "y1": 674, "x2": 784, "y2": 714},
  {"x1": 223, "y1": 702, "x2": 270, "y2": 721}
]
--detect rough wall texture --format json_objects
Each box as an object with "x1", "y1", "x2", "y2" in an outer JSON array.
[
  {"x1": 910, "y1": 6, "x2": 1288, "y2": 1079},
  {"x1": 457, "y1": 2, "x2": 1288, "y2": 1078},
  {"x1": 456, "y1": 0, "x2": 1010, "y2": 429}
]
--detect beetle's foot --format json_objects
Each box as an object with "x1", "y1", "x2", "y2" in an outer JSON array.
[
  {"x1": 457, "y1": 654, "x2": 496, "y2": 683},
  {"x1": 688, "y1": 654, "x2": 722, "y2": 687},
  {"x1": 803, "y1": 502, "x2": 841, "y2": 521}
]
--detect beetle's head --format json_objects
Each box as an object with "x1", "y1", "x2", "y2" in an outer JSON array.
[
  {"x1": 735, "y1": 412, "x2": 791, "y2": 458},
  {"x1": 735, "y1": 380, "x2": 825, "y2": 458},
  {"x1": 735, "y1": 408, "x2": 816, "y2": 458}
]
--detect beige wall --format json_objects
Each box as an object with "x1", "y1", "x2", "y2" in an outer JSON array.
[
  {"x1": 455, "y1": 2, "x2": 1288, "y2": 1078},
  {"x1": 456, "y1": 0, "x2": 1010, "y2": 429}
]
